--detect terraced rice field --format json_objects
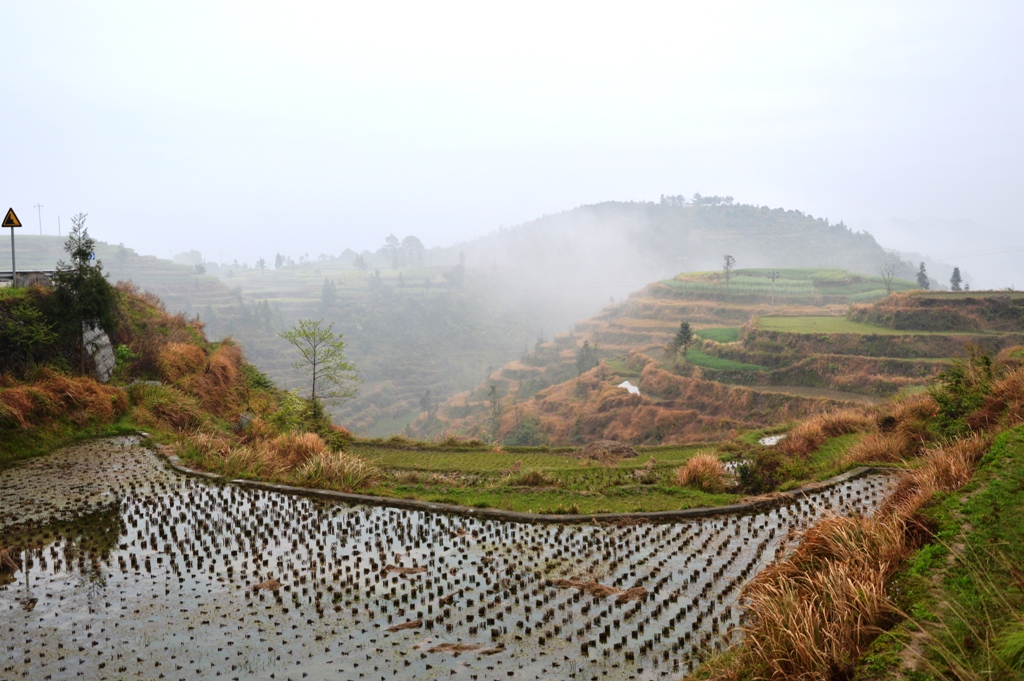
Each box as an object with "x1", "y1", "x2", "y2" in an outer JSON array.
[
  {"x1": 756, "y1": 316, "x2": 978, "y2": 335},
  {"x1": 2, "y1": 438, "x2": 896, "y2": 680}
]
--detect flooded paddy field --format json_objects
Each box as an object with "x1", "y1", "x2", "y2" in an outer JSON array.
[{"x1": 1, "y1": 437, "x2": 896, "y2": 680}]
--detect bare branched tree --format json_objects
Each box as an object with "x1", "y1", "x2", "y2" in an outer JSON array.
[
  {"x1": 878, "y1": 259, "x2": 907, "y2": 295},
  {"x1": 722, "y1": 254, "x2": 735, "y2": 291}
]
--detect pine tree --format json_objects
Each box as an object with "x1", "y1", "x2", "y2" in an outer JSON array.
[
  {"x1": 668, "y1": 321, "x2": 694, "y2": 358},
  {"x1": 916, "y1": 262, "x2": 930, "y2": 290},
  {"x1": 950, "y1": 267, "x2": 963, "y2": 292},
  {"x1": 51, "y1": 214, "x2": 117, "y2": 373}
]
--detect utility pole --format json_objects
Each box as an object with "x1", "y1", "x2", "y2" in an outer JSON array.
[
  {"x1": 57, "y1": 215, "x2": 61, "y2": 237},
  {"x1": 33, "y1": 204, "x2": 43, "y2": 235},
  {"x1": 768, "y1": 270, "x2": 779, "y2": 314}
]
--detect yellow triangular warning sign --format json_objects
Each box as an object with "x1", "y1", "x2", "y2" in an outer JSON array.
[{"x1": 3, "y1": 208, "x2": 22, "y2": 228}]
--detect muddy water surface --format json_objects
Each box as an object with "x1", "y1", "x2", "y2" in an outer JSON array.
[{"x1": 1, "y1": 437, "x2": 895, "y2": 680}]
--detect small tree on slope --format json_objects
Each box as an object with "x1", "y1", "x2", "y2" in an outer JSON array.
[{"x1": 280, "y1": 319, "x2": 359, "y2": 420}]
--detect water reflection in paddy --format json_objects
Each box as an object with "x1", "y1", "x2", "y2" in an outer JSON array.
[{"x1": 1, "y1": 437, "x2": 895, "y2": 680}]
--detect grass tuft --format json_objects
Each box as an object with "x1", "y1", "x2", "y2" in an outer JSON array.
[
  {"x1": 997, "y1": 622, "x2": 1024, "y2": 672},
  {"x1": 295, "y1": 450, "x2": 380, "y2": 491},
  {"x1": 506, "y1": 469, "x2": 562, "y2": 487},
  {"x1": 780, "y1": 408, "x2": 872, "y2": 458},
  {"x1": 675, "y1": 452, "x2": 727, "y2": 492}
]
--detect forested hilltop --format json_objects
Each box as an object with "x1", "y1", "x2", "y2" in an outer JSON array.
[
  {"x1": 0, "y1": 199, "x2": 913, "y2": 436},
  {"x1": 446, "y1": 198, "x2": 893, "y2": 282}
]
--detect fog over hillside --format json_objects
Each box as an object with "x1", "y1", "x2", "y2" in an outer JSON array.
[
  {"x1": 422, "y1": 200, "x2": 906, "y2": 329},
  {"x1": 856, "y1": 216, "x2": 1023, "y2": 291}
]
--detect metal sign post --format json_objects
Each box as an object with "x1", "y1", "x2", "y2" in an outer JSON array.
[{"x1": 3, "y1": 208, "x2": 23, "y2": 285}]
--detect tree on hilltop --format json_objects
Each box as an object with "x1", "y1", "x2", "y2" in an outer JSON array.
[
  {"x1": 950, "y1": 267, "x2": 963, "y2": 291},
  {"x1": 383, "y1": 234, "x2": 401, "y2": 269},
  {"x1": 402, "y1": 235, "x2": 426, "y2": 266},
  {"x1": 916, "y1": 262, "x2": 930, "y2": 290},
  {"x1": 878, "y1": 258, "x2": 906, "y2": 295},
  {"x1": 722, "y1": 255, "x2": 735, "y2": 291}
]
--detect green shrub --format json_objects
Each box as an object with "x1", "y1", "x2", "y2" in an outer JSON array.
[
  {"x1": 241, "y1": 363, "x2": 274, "y2": 390},
  {"x1": 930, "y1": 345, "x2": 993, "y2": 438},
  {"x1": 737, "y1": 450, "x2": 785, "y2": 494},
  {"x1": 504, "y1": 415, "x2": 547, "y2": 447}
]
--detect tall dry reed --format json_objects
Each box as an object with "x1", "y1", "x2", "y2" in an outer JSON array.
[
  {"x1": 0, "y1": 369, "x2": 128, "y2": 429},
  {"x1": 676, "y1": 452, "x2": 727, "y2": 492},
  {"x1": 713, "y1": 431, "x2": 992, "y2": 680},
  {"x1": 780, "y1": 409, "x2": 871, "y2": 457}
]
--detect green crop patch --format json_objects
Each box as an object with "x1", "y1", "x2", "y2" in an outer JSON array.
[
  {"x1": 695, "y1": 327, "x2": 740, "y2": 343},
  {"x1": 686, "y1": 348, "x2": 766, "y2": 372}
]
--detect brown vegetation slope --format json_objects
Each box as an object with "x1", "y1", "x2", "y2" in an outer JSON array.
[
  {"x1": 701, "y1": 348, "x2": 1024, "y2": 681},
  {"x1": 436, "y1": 350, "x2": 842, "y2": 445},
  {"x1": 849, "y1": 290, "x2": 1024, "y2": 332},
  {"x1": 422, "y1": 269, "x2": 932, "y2": 444}
]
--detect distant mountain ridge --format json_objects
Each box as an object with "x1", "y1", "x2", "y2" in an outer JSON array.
[{"x1": 446, "y1": 200, "x2": 895, "y2": 282}]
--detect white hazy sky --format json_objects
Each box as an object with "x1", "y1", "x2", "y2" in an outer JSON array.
[{"x1": 2, "y1": 1, "x2": 1022, "y2": 274}]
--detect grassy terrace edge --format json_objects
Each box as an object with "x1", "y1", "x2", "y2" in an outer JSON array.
[{"x1": 159, "y1": 446, "x2": 881, "y2": 524}]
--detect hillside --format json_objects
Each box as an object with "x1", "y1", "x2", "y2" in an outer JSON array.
[
  {"x1": 0, "y1": 200, "x2": 925, "y2": 437},
  {"x1": 849, "y1": 289, "x2": 1024, "y2": 332},
  {"x1": 424, "y1": 270, "x2": 1024, "y2": 446},
  {"x1": 449, "y1": 200, "x2": 899, "y2": 282}
]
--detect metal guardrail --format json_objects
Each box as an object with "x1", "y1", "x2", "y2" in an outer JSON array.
[{"x1": 0, "y1": 270, "x2": 58, "y2": 283}]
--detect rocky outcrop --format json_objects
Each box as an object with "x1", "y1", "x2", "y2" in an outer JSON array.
[{"x1": 83, "y1": 323, "x2": 116, "y2": 383}]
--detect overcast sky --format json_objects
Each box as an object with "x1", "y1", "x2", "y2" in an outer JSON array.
[{"x1": 2, "y1": 2, "x2": 1022, "y2": 279}]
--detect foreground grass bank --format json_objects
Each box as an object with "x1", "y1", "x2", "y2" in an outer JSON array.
[
  {"x1": 856, "y1": 425, "x2": 1024, "y2": 679},
  {"x1": 694, "y1": 348, "x2": 1024, "y2": 680}
]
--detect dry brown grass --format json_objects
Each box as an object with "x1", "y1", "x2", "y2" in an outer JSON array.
[
  {"x1": 779, "y1": 408, "x2": 872, "y2": 457},
  {"x1": 127, "y1": 383, "x2": 205, "y2": 431},
  {"x1": 574, "y1": 440, "x2": 638, "y2": 465},
  {"x1": 842, "y1": 431, "x2": 916, "y2": 466},
  {"x1": 0, "y1": 369, "x2": 128, "y2": 429},
  {"x1": 675, "y1": 452, "x2": 727, "y2": 492},
  {"x1": 970, "y1": 366, "x2": 1024, "y2": 432},
  {"x1": 184, "y1": 430, "x2": 289, "y2": 478},
  {"x1": 393, "y1": 470, "x2": 463, "y2": 486},
  {"x1": 740, "y1": 557, "x2": 896, "y2": 680},
  {"x1": 710, "y1": 429, "x2": 993, "y2": 680},
  {"x1": 294, "y1": 449, "x2": 380, "y2": 491},
  {"x1": 271, "y1": 431, "x2": 330, "y2": 468},
  {"x1": 156, "y1": 342, "x2": 207, "y2": 383},
  {"x1": 891, "y1": 391, "x2": 940, "y2": 422},
  {"x1": 183, "y1": 430, "x2": 233, "y2": 459},
  {"x1": 879, "y1": 433, "x2": 989, "y2": 521},
  {"x1": 928, "y1": 434, "x2": 988, "y2": 490},
  {"x1": 184, "y1": 343, "x2": 243, "y2": 418},
  {"x1": 720, "y1": 514, "x2": 913, "y2": 680},
  {"x1": 241, "y1": 415, "x2": 275, "y2": 443}
]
